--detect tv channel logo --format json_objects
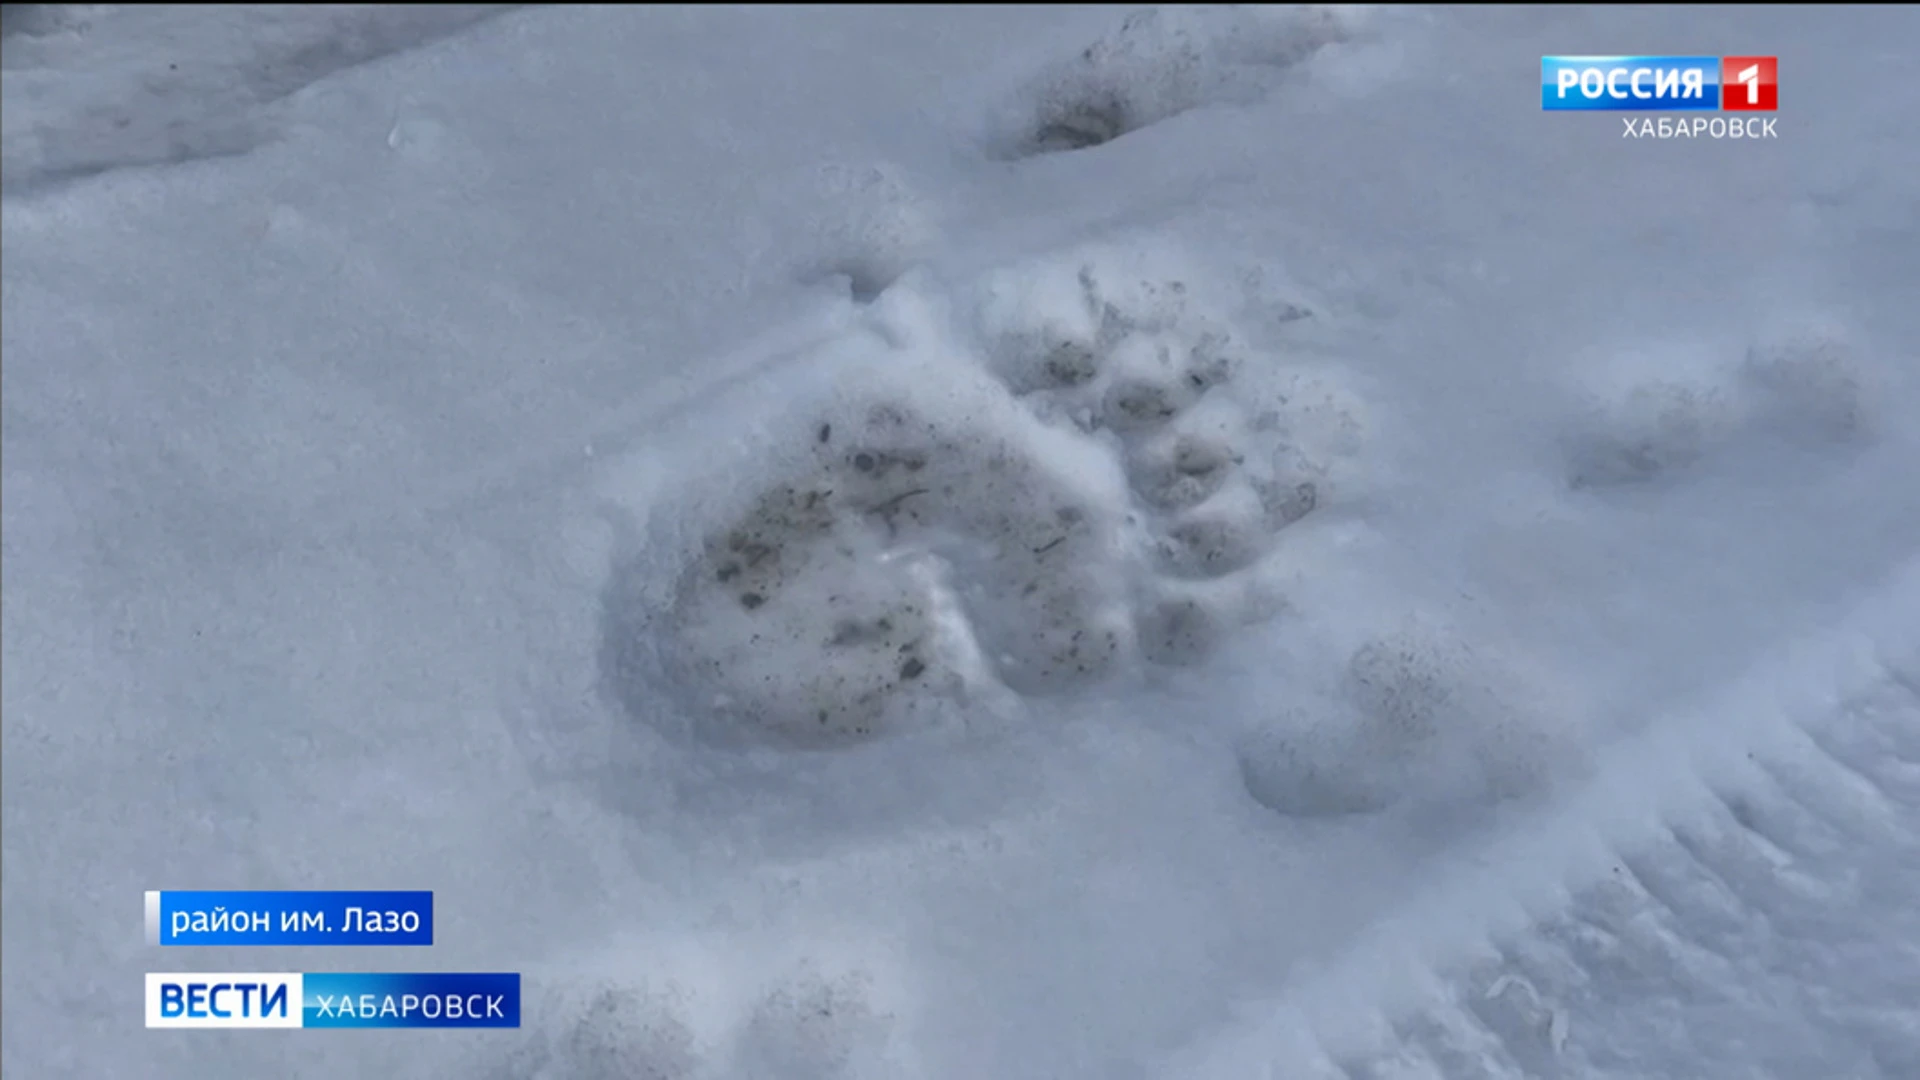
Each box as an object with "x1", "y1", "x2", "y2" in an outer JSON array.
[
  {"x1": 146, "y1": 973, "x2": 302, "y2": 1029},
  {"x1": 146, "y1": 973, "x2": 521, "y2": 1029},
  {"x1": 1542, "y1": 56, "x2": 1777, "y2": 111}
]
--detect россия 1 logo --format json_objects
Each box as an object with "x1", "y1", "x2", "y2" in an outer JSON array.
[{"x1": 1541, "y1": 56, "x2": 1777, "y2": 111}]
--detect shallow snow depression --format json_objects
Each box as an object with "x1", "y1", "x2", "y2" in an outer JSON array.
[{"x1": 5, "y1": 4, "x2": 1920, "y2": 1079}]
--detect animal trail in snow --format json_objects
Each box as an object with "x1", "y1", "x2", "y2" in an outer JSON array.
[
  {"x1": 598, "y1": 242, "x2": 1368, "y2": 748},
  {"x1": 984, "y1": 4, "x2": 1364, "y2": 159},
  {"x1": 1564, "y1": 324, "x2": 1882, "y2": 490},
  {"x1": 495, "y1": 950, "x2": 907, "y2": 1080},
  {"x1": 1237, "y1": 614, "x2": 1587, "y2": 820},
  {"x1": 657, "y1": 362, "x2": 1135, "y2": 748}
]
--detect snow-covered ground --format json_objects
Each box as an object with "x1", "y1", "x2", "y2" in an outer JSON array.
[{"x1": 3, "y1": 4, "x2": 1917, "y2": 1077}]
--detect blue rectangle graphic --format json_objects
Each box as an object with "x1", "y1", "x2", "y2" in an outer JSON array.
[
  {"x1": 1541, "y1": 56, "x2": 1720, "y2": 111},
  {"x1": 147, "y1": 891, "x2": 433, "y2": 946},
  {"x1": 147, "y1": 973, "x2": 520, "y2": 1028},
  {"x1": 303, "y1": 973, "x2": 520, "y2": 1029}
]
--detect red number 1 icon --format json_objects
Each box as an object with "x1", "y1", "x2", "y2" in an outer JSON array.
[{"x1": 1721, "y1": 56, "x2": 1778, "y2": 111}]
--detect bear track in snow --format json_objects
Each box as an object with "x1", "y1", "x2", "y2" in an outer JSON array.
[
  {"x1": 987, "y1": 5, "x2": 1364, "y2": 159},
  {"x1": 614, "y1": 245, "x2": 1368, "y2": 748},
  {"x1": 970, "y1": 249, "x2": 1363, "y2": 604},
  {"x1": 492, "y1": 959, "x2": 903, "y2": 1080},
  {"x1": 648, "y1": 339, "x2": 1137, "y2": 749},
  {"x1": 1237, "y1": 615, "x2": 1584, "y2": 820},
  {"x1": 1564, "y1": 325, "x2": 1881, "y2": 490}
]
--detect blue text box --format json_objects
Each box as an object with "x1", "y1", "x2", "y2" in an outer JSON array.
[
  {"x1": 146, "y1": 890, "x2": 433, "y2": 946},
  {"x1": 1542, "y1": 56, "x2": 1721, "y2": 111},
  {"x1": 303, "y1": 972, "x2": 520, "y2": 1029}
]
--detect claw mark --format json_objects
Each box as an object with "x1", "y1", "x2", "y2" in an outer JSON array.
[
  {"x1": 869, "y1": 487, "x2": 931, "y2": 539},
  {"x1": 871, "y1": 488, "x2": 930, "y2": 515}
]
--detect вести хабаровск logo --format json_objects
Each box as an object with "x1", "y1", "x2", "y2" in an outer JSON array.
[{"x1": 144, "y1": 973, "x2": 521, "y2": 1029}]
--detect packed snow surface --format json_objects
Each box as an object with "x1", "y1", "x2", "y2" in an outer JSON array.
[{"x1": 3, "y1": 4, "x2": 1917, "y2": 1078}]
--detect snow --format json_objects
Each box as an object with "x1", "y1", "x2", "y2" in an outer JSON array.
[{"x1": 2, "y1": 4, "x2": 1916, "y2": 1078}]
